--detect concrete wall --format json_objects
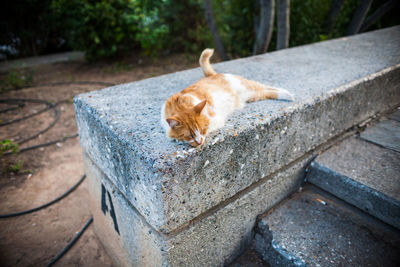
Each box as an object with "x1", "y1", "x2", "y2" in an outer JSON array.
[{"x1": 74, "y1": 26, "x2": 400, "y2": 266}]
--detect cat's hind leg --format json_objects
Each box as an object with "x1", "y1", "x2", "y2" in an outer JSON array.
[
  {"x1": 239, "y1": 77, "x2": 294, "y2": 102},
  {"x1": 264, "y1": 86, "x2": 294, "y2": 101}
]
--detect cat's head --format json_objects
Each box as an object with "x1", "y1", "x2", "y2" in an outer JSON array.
[{"x1": 166, "y1": 100, "x2": 209, "y2": 147}]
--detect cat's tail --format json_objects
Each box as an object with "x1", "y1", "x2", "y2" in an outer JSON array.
[{"x1": 199, "y1": 48, "x2": 217, "y2": 77}]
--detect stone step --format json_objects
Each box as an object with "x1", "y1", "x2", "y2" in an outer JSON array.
[
  {"x1": 254, "y1": 186, "x2": 400, "y2": 267},
  {"x1": 306, "y1": 123, "x2": 400, "y2": 228},
  {"x1": 360, "y1": 117, "x2": 400, "y2": 153},
  {"x1": 388, "y1": 109, "x2": 400, "y2": 122}
]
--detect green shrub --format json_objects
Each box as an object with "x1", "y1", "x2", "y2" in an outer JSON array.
[
  {"x1": 52, "y1": 0, "x2": 141, "y2": 60},
  {"x1": 134, "y1": 0, "x2": 212, "y2": 55},
  {"x1": 1, "y1": 0, "x2": 398, "y2": 60},
  {"x1": 0, "y1": 139, "x2": 19, "y2": 157},
  {"x1": 214, "y1": 0, "x2": 257, "y2": 57},
  {"x1": 0, "y1": 66, "x2": 34, "y2": 92}
]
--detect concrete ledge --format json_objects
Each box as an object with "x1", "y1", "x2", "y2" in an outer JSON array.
[
  {"x1": 75, "y1": 26, "x2": 400, "y2": 233},
  {"x1": 74, "y1": 27, "x2": 400, "y2": 264}
]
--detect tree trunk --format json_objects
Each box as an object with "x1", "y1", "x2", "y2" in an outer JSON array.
[
  {"x1": 346, "y1": 0, "x2": 373, "y2": 36},
  {"x1": 253, "y1": 0, "x2": 275, "y2": 55},
  {"x1": 203, "y1": 0, "x2": 228, "y2": 60},
  {"x1": 276, "y1": 0, "x2": 290, "y2": 50},
  {"x1": 253, "y1": 0, "x2": 260, "y2": 37},
  {"x1": 360, "y1": 0, "x2": 396, "y2": 32},
  {"x1": 324, "y1": 0, "x2": 345, "y2": 33}
]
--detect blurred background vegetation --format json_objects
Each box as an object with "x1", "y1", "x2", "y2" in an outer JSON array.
[{"x1": 0, "y1": 0, "x2": 398, "y2": 61}]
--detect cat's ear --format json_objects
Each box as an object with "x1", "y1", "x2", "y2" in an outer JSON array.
[
  {"x1": 193, "y1": 100, "x2": 207, "y2": 114},
  {"x1": 166, "y1": 118, "x2": 180, "y2": 128}
]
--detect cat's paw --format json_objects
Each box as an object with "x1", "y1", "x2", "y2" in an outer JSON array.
[{"x1": 278, "y1": 89, "x2": 295, "y2": 101}]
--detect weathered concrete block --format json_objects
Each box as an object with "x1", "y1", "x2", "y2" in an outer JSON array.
[
  {"x1": 84, "y1": 150, "x2": 309, "y2": 266},
  {"x1": 74, "y1": 27, "x2": 400, "y2": 265}
]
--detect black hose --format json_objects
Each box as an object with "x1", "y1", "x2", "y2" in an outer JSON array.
[
  {"x1": 0, "y1": 81, "x2": 114, "y2": 263},
  {"x1": 19, "y1": 103, "x2": 59, "y2": 145},
  {"x1": 0, "y1": 174, "x2": 86, "y2": 219},
  {"x1": 0, "y1": 98, "x2": 53, "y2": 127},
  {"x1": 0, "y1": 98, "x2": 60, "y2": 146},
  {"x1": 46, "y1": 216, "x2": 93, "y2": 267},
  {"x1": 0, "y1": 100, "x2": 25, "y2": 113}
]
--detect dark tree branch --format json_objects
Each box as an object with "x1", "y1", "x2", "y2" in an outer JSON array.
[
  {"x1": 346, "y1": 0, "x2": 373, "y2": 36},
  {"x1": 203, "y1": 0, "x2": 228, "y2": 60},
  {"x1": 324, "y1": 0, "x2": 345, "y2": 33},
  {"x1": 360, "y1": 0, "x2": 396, "y2": 32},
  {"x1": 276, "y1": 0, "x2": 290, "y2": 50},
  {"x1": 253, "y1": 0, "x2": 275, "y2": 55}
]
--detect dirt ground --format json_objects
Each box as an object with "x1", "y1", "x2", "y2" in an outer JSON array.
[{"x1": 0, "y1": 53, "x2": 199, "y2": 266}]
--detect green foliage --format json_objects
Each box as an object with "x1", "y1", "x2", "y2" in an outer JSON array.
[
  {"x1": 290, "y1": 0, "x2": 332, "y2": 47},
  {"x1": 1, "y1": 0, "x2": 398, "y2": 60},
  {"x1": 0, "y1": 140, "x2": 19, "y2": 157},
  {"x1": 51, "y1": 0, "x2": 209, "y2": 59},
  {"x1": 104, "y1": 62, "x2": 133, "y2": 74},
  {"x1": 0, "y1": 67, "x2": 34, "y2": 92},
  {"x1": 52, "y1": 0, "x2": 140, "y2": 60},
  {"x1": 213, "y1": 0, "x2": 257, "y2": 57},
  {"x1": 134, "y1": 0, "x2": 212, "y2": 55},
  {"x1": 133, "y1": 3, "x2": 169, "y2": 55},
  {"x1": 10, "y1": 161, "x2": 23, "y2": 173}
]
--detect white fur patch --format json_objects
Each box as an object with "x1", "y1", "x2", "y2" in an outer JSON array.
[
  {"x1": 194, "y1": 130, "x2": 205, "y2": 144},
  {"x1": 208, "y1": 90, "x2": 235, "y2": 132},
  {"x1": 160, "y1": 103, "x2": 170, "y2": 133},
  {"x1": 224, "y1": 74, "x2": 246, "y2": 94},
  {"x1": 276, "y1": 88, "x2": 295, "y2": 101},
  {"x1": 224, "y1": 74, "x2": 252, "y2": 106},
  {"x1": 194, "y1": 130, "x2": 200, "y2": 143},
  {"x1": 186, "y1": 94, "x2": 202, "y2": 105}
]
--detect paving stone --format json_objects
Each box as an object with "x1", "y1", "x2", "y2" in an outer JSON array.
[
  {"x1": 360, "y1": 119, "x2": 400, "y2": 152},
  {"x1": 307, "y1": 137, "x2": 400, "y2": 228},
  {"x1": 255, "y1": 186, "x2": 400, "y2": 267}
]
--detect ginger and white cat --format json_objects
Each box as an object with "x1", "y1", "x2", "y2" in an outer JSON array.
[{"x1": 161, "y1": 48, "x2": 294, "y2": 147}]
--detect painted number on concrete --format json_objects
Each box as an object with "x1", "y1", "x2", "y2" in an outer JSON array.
[{"x1": 101, "y1": 184, "x2": 120, "y2": 235}]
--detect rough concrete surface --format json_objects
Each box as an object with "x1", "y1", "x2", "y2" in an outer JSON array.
[
  {"x1": 360, "y1": 119, "x2": 400, "y2": 152},
  {"x1": 307, "y1": 135, "x2": 400, "y2": 228},
  {"x1": 83, "y1": 154, "x2": 168, "y2": 267},
  {"x1": 312, "y1": 136, "x2": 400, "y2": 201},
  {"x1": 83, "y1": 148, "x2": 310, "y2": 266},
  {"x1": 74, "y1": 27, "x2": 400, "y2": 235},
  {"x1": 256, "y1": 186, "x2": 400, "y2": 267},
  {"x1": 388, "y1": 109, "x2": 400, "y2": 122}
]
